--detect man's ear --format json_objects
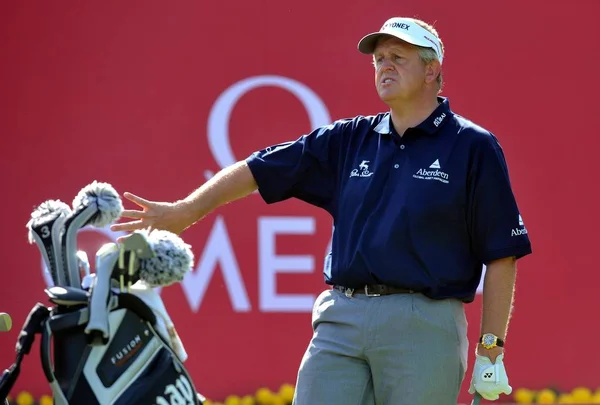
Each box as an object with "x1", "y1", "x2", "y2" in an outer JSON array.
[{"x1": 425, "y1": 60, "x2": 441, "y2": 85}]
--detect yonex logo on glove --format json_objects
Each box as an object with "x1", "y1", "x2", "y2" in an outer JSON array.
[{"x1": 469, "y1": 354, "x2": 512, "y2": 401}]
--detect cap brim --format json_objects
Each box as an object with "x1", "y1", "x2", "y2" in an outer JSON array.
[
  {"x1": 357, "y1": 33, "x2": 391, "y2": 54},
  {"x1": 357, "y1": 32, "x2": 435, "y2": 54}
]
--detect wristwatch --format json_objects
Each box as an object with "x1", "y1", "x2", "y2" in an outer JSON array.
[{"x1": 479, "y1": 333, "x2": 505, "y2": 349}]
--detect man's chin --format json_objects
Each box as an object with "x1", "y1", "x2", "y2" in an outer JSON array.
[
  {"x1": 378, "y1": 89, "x2": 412, "y2": 105},
  {"x1": 378, "y1": 92, "x2": 400, "y2": 104}
]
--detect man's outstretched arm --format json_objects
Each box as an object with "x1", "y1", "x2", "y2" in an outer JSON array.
[{"x1": 111, "y1": 160, "x2": 258, "y2": 235}]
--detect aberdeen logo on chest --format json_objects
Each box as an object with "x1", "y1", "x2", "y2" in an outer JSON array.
[{"x1": 412, "y1": 159, "x2": 449, "y2": 184}]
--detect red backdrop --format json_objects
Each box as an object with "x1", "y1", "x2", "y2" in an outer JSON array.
[{"x1": 1, "y1": 0, "x2": 599, "y2": 403}]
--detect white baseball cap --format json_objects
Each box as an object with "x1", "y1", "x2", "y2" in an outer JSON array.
[{"x1": 358, "y1": 17, "x2": 444, "y2": 64}]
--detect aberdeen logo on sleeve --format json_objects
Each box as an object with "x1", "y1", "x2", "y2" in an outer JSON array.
[
  {"x1": 511, "y1": 214, "x2": 528, "y2": 236},
  {"x1": 412, "y1": 159, "x2": 449, "y2": 183}
]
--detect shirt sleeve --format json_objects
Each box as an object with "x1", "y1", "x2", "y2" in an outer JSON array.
[
  {"x1": 467, "y1": 132, "x2": 532, "y2": 264},
  {"x1": 245, "y1": 120, "x2": 346, "y2": 213}
]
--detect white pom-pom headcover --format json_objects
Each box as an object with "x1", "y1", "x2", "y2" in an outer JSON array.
[
  {"x1": 72, "y1": 181, "x2": 123, "y2": 227},
  {"x1": 26, "y1": 200, "x2": 71, "y2": 243},
  {"x1": 137, "y1": 229, "x2": 194, "y2": 287}
]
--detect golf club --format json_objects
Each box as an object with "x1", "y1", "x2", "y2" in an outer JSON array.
[
  {"x1": 62, "y1": 181, "x2": 123, "y2": 288},
  {"x1": 26, "y1": 200, "x2": 72, "y2": 287}
]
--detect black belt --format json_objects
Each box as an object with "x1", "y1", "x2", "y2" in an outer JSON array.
[{"x1": 334, "y1": 284, "x2": 415, "y2": 297}]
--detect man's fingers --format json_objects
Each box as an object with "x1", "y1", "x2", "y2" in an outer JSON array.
[
  {"x1": 110, "y1": 220, "x2": 145, "y2": 232},
  {"x1": 120, "y1": 209, "x2": 148, "y2": 219},
  {"x1": 123, "y1": 192, "x2": 153, "y2": 208}
]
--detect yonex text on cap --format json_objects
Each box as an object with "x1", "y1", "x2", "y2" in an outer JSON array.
[{"x1": 358, "y1": 17, "x2": 444, "y2": 64}]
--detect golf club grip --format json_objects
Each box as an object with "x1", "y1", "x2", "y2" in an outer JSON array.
[
  {"x1": 85, "y1": 274, "x2": 111, "y2": 345},
  {"x1": 85, "y1": 247, "x2": 119, "y2": 345},
  {"x1": 471, "y1": 393, "x2": 482, "y2": 405}
]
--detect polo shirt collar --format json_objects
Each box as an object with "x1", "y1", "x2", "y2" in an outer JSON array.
[{"x1": 373, "y1": 96, "x2": 451, "y2": 135}]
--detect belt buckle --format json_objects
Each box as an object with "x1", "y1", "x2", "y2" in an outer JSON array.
[{"x1": 364, "y1": 285, "x2": 381, "y2": 297}]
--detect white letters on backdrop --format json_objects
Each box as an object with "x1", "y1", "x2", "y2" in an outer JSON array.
[{"x1": 258, "y1": 217, "x2": 316, "y2": 312}]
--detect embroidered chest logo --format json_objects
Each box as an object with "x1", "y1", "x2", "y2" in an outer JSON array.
[
  {"x1": 350, "y1": 160, "x2": 374, "y2": 178},
  {"x1": 412, "y1": 159, "x2": 449, "y2": 183}
]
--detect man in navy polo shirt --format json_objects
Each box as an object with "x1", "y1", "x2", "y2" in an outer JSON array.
[{"x1": 112, "y1": 16, "x2": 532, "y2": 405}]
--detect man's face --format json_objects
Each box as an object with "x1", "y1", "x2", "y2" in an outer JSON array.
[{"x1": 373, "y1": 36, "x2": 429, "y2": 103}]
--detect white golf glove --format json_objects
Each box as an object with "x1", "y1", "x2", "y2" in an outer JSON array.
[{"x1": 468, "y1": 353, "x2": 512, "y2": 401}]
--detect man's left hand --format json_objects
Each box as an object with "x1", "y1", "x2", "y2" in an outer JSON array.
[{"x1": 468, "y1": 351, "x2": 512, "y2": 401}]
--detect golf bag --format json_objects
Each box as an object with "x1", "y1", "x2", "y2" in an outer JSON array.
[
  {"x1": 0, "y1": 285, "x2": 205, "y2": 405},
  {"x1": 1, "y1": 182, "x2": 206, "y2": 404}
]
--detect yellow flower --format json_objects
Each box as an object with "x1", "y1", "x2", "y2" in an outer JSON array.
[
  {"x1": 225, "y1": 395, "x2": 241, "y2": 405},
  {"x1": 514, "y1": 388, "x2": 536, "y2": 403},
  {"x1": 536, "y1": 389, "x2": 556, "y2": 404},
  {"x1": 240, "y1": 395, "x2": 256, "y2": 405},
  {"x1": 269, "y1": 395, "x2": 285, "y2": 405},
  {"x1": 571, "y1": 386, "x2": 592, "y2": 402},
  {"x1": 278, "y1": 384, "x2": 295, "y2": 403},
  {"x1": 15, "y1": 392, "x2": 34, "y2": 405},
  {"x1": 557, "y1": 393, "x2": 575, "y2": 404},
  {"x1": 39, "y1": 395, "x2": 53, "y2": 405},
  {"x1": 255, "y1": 387, "x2": 274, "y2": 405}
]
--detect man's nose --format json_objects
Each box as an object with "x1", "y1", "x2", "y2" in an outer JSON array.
[{"x1": 379, "y1": 59, "x2": 395, "y2": 71}]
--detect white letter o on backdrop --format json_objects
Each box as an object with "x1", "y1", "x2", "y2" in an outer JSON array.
[{"x1": 207, "y1": 75, "x2": 331, "y2": 173}]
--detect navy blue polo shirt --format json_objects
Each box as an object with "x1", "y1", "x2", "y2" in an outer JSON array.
[{"x1": 245, "y1": 97, "x2": 532, "y2": 302}]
